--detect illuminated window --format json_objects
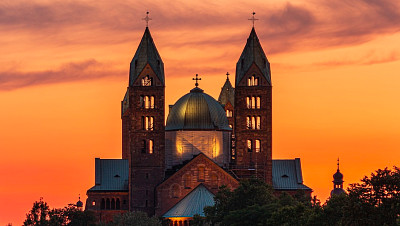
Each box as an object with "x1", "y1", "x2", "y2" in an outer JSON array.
[
  {"x1": 141, "y1": 75, "x2": 152, "y2": 86},
  {"x1": 246, "y1": 97, "x2": 251, "y2": 108},
  {"x1": 256, "y1": 116, "x2": 261, "y2": 130},
  {"x1": 254, "y1": 77, "x2": 259, "y2": 86},
  {"x1": 226, "y1": 110, "x2": 233, "y2": 117},
  {"x1": 198, "y1": 166, "x2": 205, "y2": 181},
  {"x1": 255, "y1": 139, "x2": 261, "y2": 152},
  {"x1": 247, "y1": 140, "x2": 252, "y2": 152},
  {"x1": 256, "y1": 97, "x2": 261, "y2": 109},
  {"x1": 251, "y1": 116, "x2": 256, "y2": 130},
  {"x1": 246, "y1": 117, "x2": 251, "y2": 129},
  {"x1": 143, "y1": 116, "x2": 154, "y2": 130},
  {"x1": 251, "y1": 97, "x2": 256, "y2": 109},
  {"x1": 149, "y1": 139, "x2": 154, "y2": 154},
  {"x1": 92, "y1": 200, "x2": 96, "y2": 206},
  {"x1": 150, "y1": 96, "x2": 155, "y2": 109},
  {"x1": 247, "y1": 75, "x2": 259, "y2": 86}
]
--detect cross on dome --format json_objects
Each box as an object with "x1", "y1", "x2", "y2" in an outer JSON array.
[
  {"x1": 142, "y1": 11, "x2": 152, "y2": 27},
  {"x1": 192, "y1": 74, "x2": 201, "y2": 87},
  {"x1": 248, "y1": 11, "x2": 258, "y2": 27}
]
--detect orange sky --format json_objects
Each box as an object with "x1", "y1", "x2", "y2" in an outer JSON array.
[{"x1": 1, "y1": 0, "x2": 400, "y2": 224}]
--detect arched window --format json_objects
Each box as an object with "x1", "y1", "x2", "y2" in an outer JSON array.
[
  {"x1": 143, "y1": 116, "x2": 154, "y2": 130},
  {"x1": 251, "y1": 116, "x2": 256, "y2": 130},
  {"x1": 141, "y1": 75, "x2": 152, "y2": 86},
  {"x1": 256, "y1": 97, "x2": 261, "y2": 109},
  {"x1": 247, "y1": 140, "x2": 252, "y2": 152},
  {"x1": 226, "y1": 110, "x2": 233, "y2": 117},
  {"x1": 256, "y1": 116, "x2": 261, "y2": 130},
  {"x1": 254, "y1": 77, "x2": 259, "y2": 86},
  {"x1": 150, "y1": 96, "x2": 155, "y2": 109},
  {"x1": 246, "y1": 97, "x2": 251, "y2": 108},
  {"x1": 149, "y1": 140, "x2": 154, "y2": 154},
  {"x1": 141, "y1": 140, "x2": 146, "y2": 153},
  {"x1": 106, "y1": 198, "x2": 110, "y2": 210},
  {"x1": 198, "y1": 166, "x2": 205, "y2": 182},
  {"x1": 101, "y1": 198, "x2": 105, "y2": 210},
  {"x1": 140, "y1": 95, "x2": 144, "y2": 107},
  {"x1": 251, "y1": 97, "x2": 256, "y2": 109},
  {"x1": 246, "y1": 116, "x2": 251, "y2": 129},
  {"x1": 144, "y1": 96, "x2": 150, "y2": 109},
  {"x1": 184, "y1": 174, "x2": 191, "y2": 189},
  {"x1": 255, "y1": 140, "x2": 261, "y2": 152},
  {"x1": 111, "y1": 198, "x2": 115, "y2": 210},
  {"x1": 116, "y1": 198, "x2": 120, "y2": 210},
  {"x1": 171, "y1": 184, "x2": 180, "y2": 198},
  {"x1": 211, "y1": 173, "x2": 218, "y2": 189},
  {"x1": 247, "y1": 78, "x2": 252, "y2": 86}
]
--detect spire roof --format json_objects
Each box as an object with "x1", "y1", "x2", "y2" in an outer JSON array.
[
  {"x1": 218, "y1": 72, "x2": 235, "y2": 106},
  {"x1": 129, "y1": 27, "x2": 165, "y2": 86},
  {"x1": 235, "y1": 28, "x2": 271, "y2": 86}
]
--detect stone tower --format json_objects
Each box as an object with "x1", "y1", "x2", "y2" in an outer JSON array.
[
  {"x1": 121, "y1": 27, "x2": 165, "y2": 215},
  {"x1": 232, "y1": 27, "x2": 272, "y2": 183}
]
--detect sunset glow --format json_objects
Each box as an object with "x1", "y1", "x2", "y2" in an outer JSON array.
[{"x1": 1, "y1": 0, "x2": 400, "y2": 224}]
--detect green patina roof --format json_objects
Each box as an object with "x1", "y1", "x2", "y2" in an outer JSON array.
[
  {"x1": 272, "y1": 159, "x2": 311, "y2": 190},
  {"x1": 166, "y1": 87, "x2": 231, "y2": 131},
  {"x1": 163, "y1": 184, "x2": 215, "y2": 218},
  {"x1": 129, "y1": 27, "x2": 164, "y2": 86},
  {"x1": 236, "y1": 27, "x2": 271, "y2": 86},
  {"x1": 88, "y1": 158, "x2": 129, "y2": 192}
]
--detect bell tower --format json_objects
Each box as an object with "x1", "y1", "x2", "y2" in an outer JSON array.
[
  {"x1": 121, "y1": 22, "x2": 165, "y2": 215},
  {"x1": 232, "y1": 25, "x2": 272, "y2": 184}
]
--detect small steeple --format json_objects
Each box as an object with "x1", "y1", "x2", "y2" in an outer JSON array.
[
  {"x1": 235, "y1": 25, "x2": 271, "y2": 86},
  {"x1": 129, "y1": 17, "x2": 164, "y2": 86},
  {"x1": 331, "y1": 158, "x2": 345, "y2": 196},
  {"x1": 218, "y1": 72, "x2": 235, "y2": 106}
]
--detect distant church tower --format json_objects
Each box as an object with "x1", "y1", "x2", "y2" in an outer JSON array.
[
  {"x1": 121, "y1": 25, "x2": 165, "y2": 215},
  {"x1": 331, "y1": 159, "x2": 345, "y2": 196},
  {"x1": 232, "y1": 26, "x2": 272, "y2": 183}
]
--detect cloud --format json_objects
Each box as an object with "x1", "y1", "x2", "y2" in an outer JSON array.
[{"x1": 0, "y1": 59, "x2": 124, "y2": 90}]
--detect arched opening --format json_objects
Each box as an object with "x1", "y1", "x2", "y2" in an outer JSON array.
[
  {"x1": 116, "y1": 198, "x2": 120, "y2": 210},
  {"x1": 101, "y1": 198, "x2": 105, "y2": 210},
  {"x1": 106, "y1": 198, "x2": 110, "y2": 210},
  {"x1": 111, "y1": 198, "x2": 115, "y2": 210}
]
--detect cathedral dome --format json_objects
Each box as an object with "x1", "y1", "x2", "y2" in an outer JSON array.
[{"x1": 166, "y1": 87, "x2": 231, "y2": 131}]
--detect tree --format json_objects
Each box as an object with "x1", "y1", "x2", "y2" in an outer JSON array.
[{"x1": 24, "y1": 199, "x2": 96, "y2": 226}]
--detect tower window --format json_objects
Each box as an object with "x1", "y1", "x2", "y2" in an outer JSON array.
[
  {"x1": 246, "y1": 116, "x2": 261, "y2": 130},
  {"x1": 141, "y1": 140, "x2": 146, "y2": 153},
  {"x1": 143, "y1": 116, "x2": 154, "y2": 130},
  {"x1": 247, "y1": 75, "x2": 259, "y2": 86},
  {"x1": 256, "y1": 116, "x2": 261, "y2": 129},
  {"x1": 247, "y1": 140, "x2": 252, "y2": 152},
  {"x1": 141, "y1": 75, "x2": 152, "y2": 86},
  {"x1": 255, "y1": 139, "x2": 261, "y2": 152},
  {"x1": 142, "y1": 96, "x2": 155, "y2": 109},
  {"x1": 149, "y1": 139, "x2": 154, "y2": 154},
  {"x1": 251, "y1": 97, "x2": 256, "y2": 109},
  {"x1": 256, "y1": 97, "x2": 261, "y2": 109},
  {"x1": 226, "y1": 110, "x2": 233, "y2": 117},
  {"x1": 246, "y1": 116, "x2": 251, "y2": 129},
  {"x1": 246, "y1": 97, "x2": 251, "y2": 108}
]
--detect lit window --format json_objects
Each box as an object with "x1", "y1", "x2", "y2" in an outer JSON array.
[
  {"x1": 256, "y1": 116, "x2": 261, "y2": 130},
  {"x1": 246, "y1": 97, "x2": 251, "y2": 108},
  {"x1": 143, "y1": 116, "x2": 154, "y2": 130},
  {"x1": 226, "y1": 110, "x2": 233, "y2": 117},
  {"x1": 251, "y1": 97, "x2": 256, "y2": 109},
  {"x1": 247, "y1": 75, "x2": 259, "y2": 86},
  {"x1": 251, "y1": 117, "x2": 256, "y2": 130},
  {"x1": 247, "y1": 140, "x2": 252, "y2": 152},
  {"x1": 150, "y1": 96, "x2": 155, "y2": 109},
  {"x1": 92, "y1": 201, "x2": 96, "y2": 206},
  {"x1": 144, "y1": 96, "x2": 150, "y2": 108},
  {"x1": 246, "y1": 117, "x2": 251, "y2": 129},
  {"x1": 141, "y1": 75, "x2": 152, "y2": 86},
  {"x1": 256, "y1": 97, "x2": 261, "y2": 109},
  {"x1": 255, "y1": 140, "x2": 261, "y2": 152},
  {"x1": 149, "y1": 140, "x2": 154, "y2": 154}
]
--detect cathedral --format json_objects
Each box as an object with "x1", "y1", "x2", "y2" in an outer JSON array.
[{"x1": 85, "y1": 22, "x2": 312, "y2": 224}]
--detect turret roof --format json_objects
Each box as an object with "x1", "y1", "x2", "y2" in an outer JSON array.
[
  {"x1": 235, "y1": 28, "x2": 271, "y2": 86},
  {"x1": 129, "y1": 27, "x2": 164, "y2": 85}
]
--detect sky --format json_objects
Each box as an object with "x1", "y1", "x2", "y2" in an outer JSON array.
[{"x1": 1, "y1": 0, "x2": 400, "y2": 224}]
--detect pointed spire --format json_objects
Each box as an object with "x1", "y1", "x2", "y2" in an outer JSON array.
[
  {"x1": 129, "y1": 27, "x2": 164, "y2": 86},
  {"x1": 235, "y1": 27, "x2": 271, "y2": 86},
  {"x1": 218, "y1": 72, "x2": 235, "y2": 106}
]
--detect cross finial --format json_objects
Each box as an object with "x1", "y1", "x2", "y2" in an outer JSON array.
[
  {"x1": 248, "y1": 11, "x2": 258, "y2": 27},
  {"x1": 142, "y1": 11, "x2": 152, "y2": 27},
  {"x1": 226, "y1": 72, "x2": 230, "y2": 78},
  {"x1": 192, "y1": 74, "x2": 201, "y2": 87},
  {"x1": 337, "y1": 158, "x2": 340, "y2": 170}
]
